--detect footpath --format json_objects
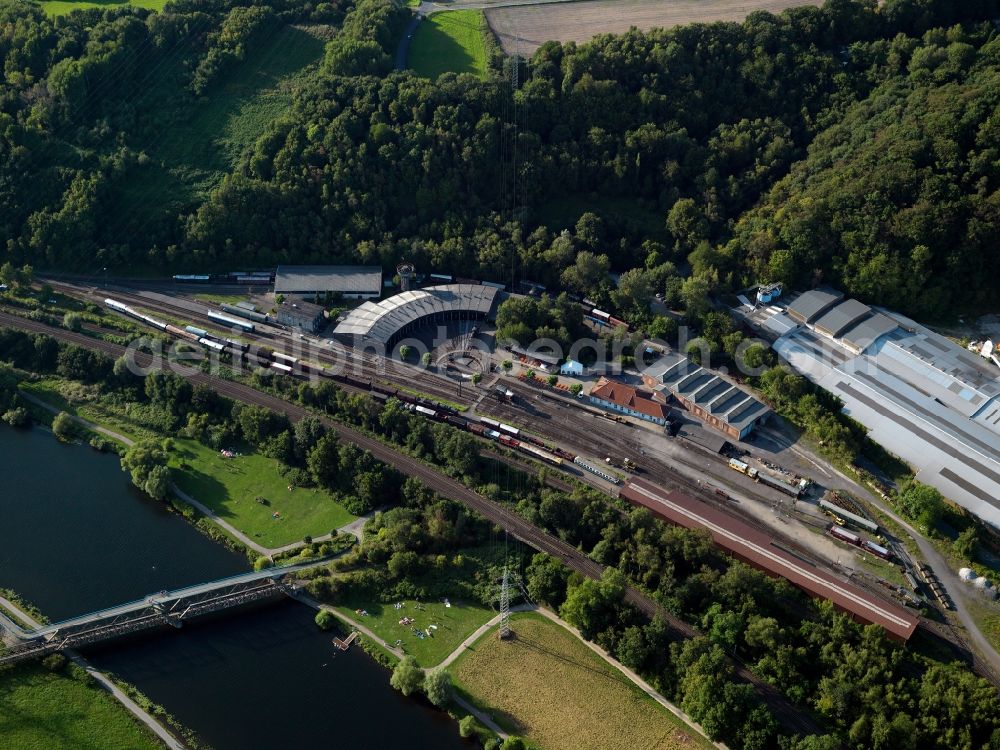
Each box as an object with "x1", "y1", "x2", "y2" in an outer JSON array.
[
  {"x1": 20, "y1": 392, "x2": 368, "y2": 559},
  {"x1": 292, "y1": 591, "x2": 511, "y2": 739},
  {"x1": 309, "y1": 594, "x2": 724, "y2": 750},
  {"x1": 0, "y1": 597, "x2": 185, "y2": 750},
  {"x1": 436, "y1": 604, "x2": 726, "y2": 750}
]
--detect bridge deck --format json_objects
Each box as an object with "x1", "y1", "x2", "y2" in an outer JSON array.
[{"x1": 0, "y1": 561, "x2": 320, "y2": 642}]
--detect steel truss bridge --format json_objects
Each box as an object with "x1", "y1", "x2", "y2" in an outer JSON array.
[{"x1": 0, "y1": 563, "x2": 319, "y2": 666}]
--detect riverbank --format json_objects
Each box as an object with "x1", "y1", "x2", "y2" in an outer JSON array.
[
  {"x1": 0, "y1": 423, "x2": 470, "y2": 750},
  {"x1": 19, "y1": 384, "x2": 358, "y2": 557},
  {"x1": 0, "y1": 595, "x2": 184, "y2": 750}
]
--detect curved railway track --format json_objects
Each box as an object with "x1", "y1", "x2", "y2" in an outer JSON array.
[
  {"x1": 53, "y1": 282, "x2": 475, "y2": 408},
  {"x1": 0, "y1": 309, "x2": 823, "y2": 734}
]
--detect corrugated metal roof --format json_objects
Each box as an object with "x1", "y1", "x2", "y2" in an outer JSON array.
[
  {"x1": 839, "y1": 312, "x2": 898, "y2": 352},
  {"x1": 621, "y1": 479, "x2": 918, "y2": 640},
  {"x1": 333, "y1": 284, "x2": 500, "y2": 344},
  {"x1": 786, "y1": 288, "x2": 844, "y2": 323},
  {"x1": 275, "y1": 265, "x2": 382, "y2": 294},
  {"x1": 812, "y1": 298, "x2": 872, "y2": 337}
]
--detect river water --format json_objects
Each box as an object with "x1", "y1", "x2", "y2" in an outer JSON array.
[{"x1": 0, "y1": 426, "x2": 470, "y2": 749}]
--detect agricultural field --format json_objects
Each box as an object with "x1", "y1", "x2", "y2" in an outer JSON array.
[
  {"x1": 485, "y1": 0, "x2": 824, "y2": 55},
  {"x1": 169, "y1": 438, "x2": 355, "y2": 548},
  {"x1": 452, "y1": 612, "x2": 710, "y2": 750},
  {"x1": 334, "y1": 598, "x2": 494, "y2": 667},
  {"x1": 0, "y1": 662, "x2": 161, "y2": 750},
  {"x1": 409, "y1": 10, "x2": 489, "y2": 79},
  {"x1": 35, "y1": 0, "x2": 166, "y2": 16}
]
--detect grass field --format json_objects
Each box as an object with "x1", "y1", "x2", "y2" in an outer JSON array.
[
  {"x1": 169, "y1": 438, "x2": 355, "y2": 548},
  {"x1": 486, "y1": 0, "x2": 824, "y2": 55},
  {"x1": 965, "y1": 599, "x2": 1000, "y2": 654},
  {"x1": 409, "y1": 10, "x2": 488, "y2": 79},
  {"x1": 334, "y1": 598, "x2": 494, "y2": 667},
  {"x1": 453, "y1": 613, "x2": 709, "y2": 750},
  {"x1": 18, "y1": 379, "x2": 355, "y2": 547},
  {"x1": 111, "y1": 23, "x2": 330, "y2": 234},
  {"x1": 35, "y1": 0, "x2": 166, "y2": 16},
  {"x1": 0, "y1": 663, "x2": 160, "y2": 750}
]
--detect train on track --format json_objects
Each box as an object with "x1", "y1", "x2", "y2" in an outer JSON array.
[
  {"x1": 828, "y1": 525, "x2": 893, "y2": 561},
  {"x1": 105, "y1": 298, "x2": 309, "y2": 374},
  {"x1": 172, "y1": 271, "x2": 274, "y2": 285}
]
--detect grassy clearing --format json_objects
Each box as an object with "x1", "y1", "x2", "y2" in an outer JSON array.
[
  {"x1": 334, "y1": 598, "x2": 494, "y2": 667},
  {"x1": 0, "y1": 663, "x2": 161, "y2": 750},
  {"x1": 19, "y1": 378, "x2": 354, "y2": 547},
  {"x1": 409, "y1": 10, "x2": 488, "y2": 79},
  {"x1": 19, "y1": 378, "x2": 157, "y2": 443},
  {"x1": 966, "y1": 599, "x2": 1000, "y2": 655},
  {"x1": 113, "y1": 23, "x2": 330, "y2": 231},
  {"x1": 453, "y1": 613, "x2": 709, "y2": 750},
  {"x1": 169, "y1": 438, "x2": 355, "y2": 548},
  {"x1": 35, "y1": 0, "x2": 166, "y2": 16},
  {"x1": 190, "y1": 293, "x2": 251, "y2": 305}
]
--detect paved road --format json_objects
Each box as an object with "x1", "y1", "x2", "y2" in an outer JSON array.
[
  {"x1": 763, "y1": 422, "x2": 1000, "y2": 676},
  {"x1": 0, "y1": 597, "x2": 185, "y2": 750},
  {"x1": 0, "y1": 310, "x2": 819, "y2": 735}
]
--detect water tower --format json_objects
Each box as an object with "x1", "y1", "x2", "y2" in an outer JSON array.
[{"x1": 397, "y1": 262, "x2": 415, "y2": 291}]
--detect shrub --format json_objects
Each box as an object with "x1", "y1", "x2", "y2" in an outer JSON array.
[
  {"x1": 2, "y1": 407, "x2": 30, "y2": 428},
  {"x1": 62, "y1": 312, "x2": 82, "y2": 331},
  {"x1": 51, "y1": 411, "x2": 74, "y2": 440},
  {"x1": 390, "y1": 656, "x2": 423, "y2": 696},
  {"x1": 315, "y1": 609, "x2": 337, "y2": 631},
  {"x1": 42, "y1": 653, "x2": 67, "y2": 672},
  {"x1": 424, "y1": 668, "x2": 452, "y2": 707}
]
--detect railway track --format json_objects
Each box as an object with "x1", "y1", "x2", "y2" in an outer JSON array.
[
  {"x1": 479, "y1": 391, "x2": 829, "y2": 557},
  {"x1": 0, "y1": 310, "x2": 821, "y2": 735},
  {"x1": 48, "y1": 282, "x2": 476, "y2": 408}
]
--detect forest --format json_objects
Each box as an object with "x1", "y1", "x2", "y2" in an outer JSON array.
[{"x1": 1, "y1": 0, "x2": 1000, "y2": 318}]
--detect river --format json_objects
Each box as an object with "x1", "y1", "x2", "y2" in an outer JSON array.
[{"x1": 0, "y1": 426, "x2": 470, "y2": 749}]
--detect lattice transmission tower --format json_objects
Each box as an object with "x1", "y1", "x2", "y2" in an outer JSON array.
[{"x1": 498, "y1": 565, "x2": 512, "y2": 640}]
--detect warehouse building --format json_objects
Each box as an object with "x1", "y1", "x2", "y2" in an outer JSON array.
[
  {"x1": 641, "y1": 352, "x2": 770, "y2": 440},
  {"x1": 786, "y1": 287, "x2": 844, "y2": 324},
  {"x1": 589, "y1": 378, "x2": 670, "y2": 425},
  {"x1": 274, "y1": 265, "x2": 382, "y2": 299},
  {"x1": 275, "y1": 300, "x2": 326, "y2": 334},
  {"x1": 333, "y1": 284, "x2": 500, "y2": 349},
  {"x1": 774, "y1": 290, "x2": 1000, "y2": 528}
]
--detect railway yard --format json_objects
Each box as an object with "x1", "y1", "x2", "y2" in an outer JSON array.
[{"x1": 3, "y1": 275, "x2": 999, "y2": 697}]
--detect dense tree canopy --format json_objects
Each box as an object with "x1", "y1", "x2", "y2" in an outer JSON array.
[{"x1": 2, "y1": 0, "x2": 999, "y2": 317}]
